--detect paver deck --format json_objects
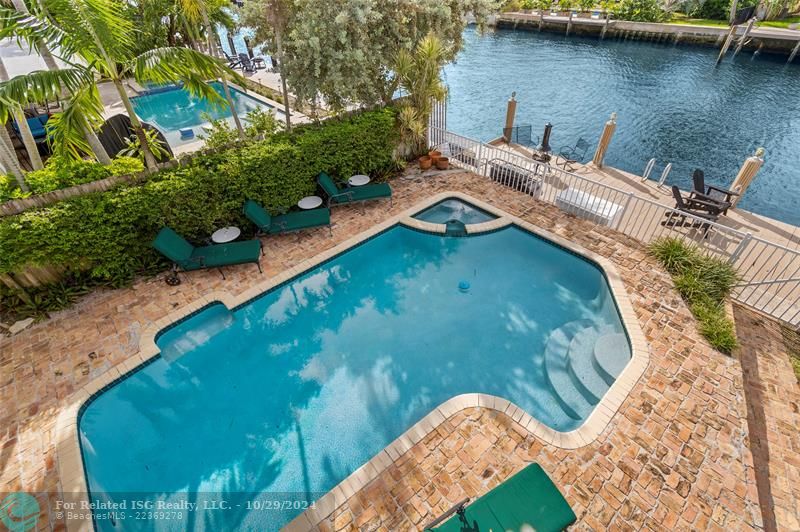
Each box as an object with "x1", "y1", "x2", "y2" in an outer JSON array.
[{"x1": 1, "y1": 169, "x2": 798, "y2": 531}]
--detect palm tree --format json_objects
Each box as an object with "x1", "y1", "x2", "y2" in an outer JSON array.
[
  {"x1": 1, "y1": 0, "x2": 245, "y2": 171},
  {"x1": 395, "y1": 34, "x2": 447, "y2": 156},
  {"x1": 0, "y1": 56, "x2": 43, "y2": 170},
  {"x1": 7, "y1": 0, "x2": 111, "y2": 164},
  {"x1": 177, "y1": 0, "x2": 245, "y2": 139}
]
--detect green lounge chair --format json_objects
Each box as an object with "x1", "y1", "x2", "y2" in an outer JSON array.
[
  {"x1": 316, "y1": 172, "x2": 392, "y2": 211},
  {"x1": 243, "y1": 199, "x2": 331, "y2": 237},
  {"x1": 425, "y1": 463, "x2": 576, "y2": 532},
  {"x1": 152, "y1": 227, "x2": 262, "y2": 281}
]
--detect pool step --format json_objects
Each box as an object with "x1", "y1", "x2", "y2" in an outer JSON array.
[
  {"x1": 543, "y1": 319, "x2": 596, "y2": 420},
  {"x1": 593, "y1": 333, "x2": 630, "y2": 386},
  {"x1": 566, "y1": 325, "x2": 616, "y2": 404}
]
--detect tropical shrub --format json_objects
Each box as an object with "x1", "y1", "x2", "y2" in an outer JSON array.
[
  {"x1": 0, "y1": 156, "x2": 144, "y2": 202},
  {"x1": 0, "y1": 108, "x2": 398, "y2": 287},
  {"x1": 612, "y1": 0, "x2": 668, "y2": 21},
  {"x1": 649, "y1": 237, "x2": 739, "y2": 353}
]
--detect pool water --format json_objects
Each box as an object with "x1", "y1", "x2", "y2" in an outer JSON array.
[
  {"x1": 444, "y1": 27, "x2": 800, "y2": 225},
  {"x1": 79, "y1": 225, "x2": 630, "y2": 529},
  {"x1": 130, "y1": 81, "x2": 279, "y2": 147},
  {"x1": 414, "y1": 198, "x2": 498, "y2": 224}
]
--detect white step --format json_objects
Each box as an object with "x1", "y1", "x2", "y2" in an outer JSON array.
[
  {"x1": 543, "y1": 320, "x2": 595, "y2": 420},
  {"x1": 593, "y1": 333, "x2": 631, "y2": 386},
  {"x1": 566, "y1": 325, "x2": 616, "y2": 404}
]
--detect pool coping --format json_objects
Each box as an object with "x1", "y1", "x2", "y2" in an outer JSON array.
[{"x1": 53, "y1": 191, "x2": 649, "y2": 532}]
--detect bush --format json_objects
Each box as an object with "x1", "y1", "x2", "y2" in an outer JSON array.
[
  {"x1": 613, "y1": 0, "x2": 668, "y2": 21},
  {"x1": 0, "y1": 156, "x2": 145, "y2": 202},
  {"x1": 0, "y1": 108, "x2": 398, "y2": 286},
  {"x1": 649, "y1": 238, "x2": 740, "y2": 353}
]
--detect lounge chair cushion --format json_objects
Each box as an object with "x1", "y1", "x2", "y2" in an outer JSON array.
[
  {"x1": 243, "y1": 199, "x2": 272, "y2": 231},
  {"x1": 317, "y1": 172, "x2": 341, "y2": 197},
  {"x1": 431, "y1": 464, "x2": 576, "y2": 532},
  {"x1": 342, "y1": 183, "x2": 391, "y2": 202},
  {"x1": 152, "y1": 227, "x2": 195, "y2": 264},
  {"x1": 188, "y1": 240, "x2": 262, "y2": 270},
  {"x1": 269, "y1": 208, "x2": 330, "y2": 234},
  {"x1": 152, "y1": 227, "x2": 261, "y2": 271}
]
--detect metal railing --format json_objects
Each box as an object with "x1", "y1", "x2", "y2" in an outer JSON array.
[{"x1": 430, "y1": 125, "x2": 800, "y2": 327}]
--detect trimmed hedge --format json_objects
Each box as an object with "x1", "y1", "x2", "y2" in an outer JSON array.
[{"x1": 0, "y1": 108, "x2": 399, "y2": 284}]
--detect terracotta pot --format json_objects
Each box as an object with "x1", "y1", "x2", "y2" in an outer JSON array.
[
  {"x1": 428, "y1": 150, "x2": 442, "y2": 163},
  {"x1": 435, "y1": 157, "x2": 449, "y2": 170},
  {"x1": 419, "y1": 155, "x2": 432, "y2": 170}
]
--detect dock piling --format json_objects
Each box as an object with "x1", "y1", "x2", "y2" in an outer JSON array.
[{"x1": 733, "y1": 17, "x2": 756, "y2": 58}]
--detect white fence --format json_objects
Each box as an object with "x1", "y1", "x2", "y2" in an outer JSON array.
[{"x1": 428, "y1": 124, "x2": 800, "y2": 328}]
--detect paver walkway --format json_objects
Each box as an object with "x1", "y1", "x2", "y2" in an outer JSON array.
[{"x1": 1, "y1": 169, "x2": 797, "y2": 531}]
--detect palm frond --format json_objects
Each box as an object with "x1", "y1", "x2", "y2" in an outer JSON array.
[
  {"x1": 39, "y1": 0, "x2": 135, "y2": 63},
  {"x1": 0, "y1": 68, "x2": 95, "y2": 121},
  {"x1": 0, "y1": 6, "x2": 73, "y2": 56},
  {"x1": 45, "y1": 83, "x2": 105, "y2": 160}
]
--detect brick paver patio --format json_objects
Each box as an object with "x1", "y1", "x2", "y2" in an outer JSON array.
[{"x1": 1, "y1": 169, "x2": 798, "y2": 530}]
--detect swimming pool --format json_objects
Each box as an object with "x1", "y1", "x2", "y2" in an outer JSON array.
[
  {"x1": 130, "y1": 81, "x2": 280, "y2": 147},
  {"x1": 78, "y1": 220, "x2": 631, "y2": 529},
  {"x1": 445, "y1": 27, "x2": 800, "y2": 225},
  {"x1": 414, "y1": 197, "x2": 498, "y2": 224}
]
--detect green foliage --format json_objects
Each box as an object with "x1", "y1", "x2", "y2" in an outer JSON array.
[
  {"x1": 612, "y1": 0, "x2": 667, "y2": 21},
  {"x1": 0, "y1": 156, "x2": 144, "y2": 202},
  {"x1": 649, "y1": 238, "x2": 740, "y2": 353},
  {"x1": 245, "y1": 108, "x2": 280, "y2": 140},
  {"x1": 200, "y1": 108, "x2": 282, "y2": 150},
  {"x1": 0, "y1": 108, "x2": 398, "y2": 286},
  {"x1": 679, "y1": 0, "x2": 757, "y2": 20},
  {"x1": 691, "y1": 297, "x2": 738, "y2": 354},
  {"x1": 0, "y1": 273, "x2": 93, "y2": 322},
  {"x1": 119, "y1": 129, "x2": 172, "y2": 162},
  {"x1": 241, "y1": 0, "x2": 498, "y2": 111}
]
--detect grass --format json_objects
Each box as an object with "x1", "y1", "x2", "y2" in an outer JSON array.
[
  {"x1": 669, "y1": 14, "x2": 730, "y2": 28},
  {"x1": 758, "y1": 16, "x2": 800, "y2": 28},
  {"x1": 650, "y1": 237, "x2": 740, "y2": 353}
]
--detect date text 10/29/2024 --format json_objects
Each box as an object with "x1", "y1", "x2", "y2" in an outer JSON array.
[{"x1": 54, "y1": 498, "x2": 317, "y2": 522}]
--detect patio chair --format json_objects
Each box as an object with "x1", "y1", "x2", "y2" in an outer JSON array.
[
  {"x1": 243, "y1": 199, "x2": 332, "y2": 237},
  {"x1": 423, "y1": 463, "x2": 577, "y2": 532},
  {"x1": 690, "y1": 169, "x2": 738, "y2": 214},
  {"x1": 12, "y1": 113, "x2": 49, "y2": 143},
  {"x1": 223, "y1": 52, "x2": 241, "y2": 69},
  {"x1": 316, "y1": 171, "x2": 392, "y2": 212},
  {"x1": 238, "y1": 53, "x2": 256, "y2": 73},
  {"x1": 152, "y1": 227, "x2": 262, "y2": 283},
  {"x1": 557, "y1": 137, "x2": 590, "y2": 171},
  {"x1": 662, "y1": 186, "x2": 719, "y2": 234}
]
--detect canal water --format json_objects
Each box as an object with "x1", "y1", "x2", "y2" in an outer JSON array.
[{"x1": 444, "y1": 27, "x2": 800, "y2": 225}]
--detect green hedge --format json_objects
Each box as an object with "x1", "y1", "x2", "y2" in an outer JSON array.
[{"x1": 0, "y1": 108, "x2": 398, "y2": 284}]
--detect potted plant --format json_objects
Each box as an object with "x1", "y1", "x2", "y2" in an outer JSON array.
[
  {"x1": 419, "y1": 155, "x2": 433, "y2": 170},
  {"x1": 435, "y1": 156, "x2": 449, "y2": 170}
]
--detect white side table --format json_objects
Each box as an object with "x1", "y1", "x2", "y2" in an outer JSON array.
[
  {"x1": 348, "y1": 174, "x2": 371, "y2": 187},
  {"x1": 297, "y1": 195, "x2": 323, "y2": 210},
  {"x1": 211, "y1": 226, "x2": 241, "y2": 243}
]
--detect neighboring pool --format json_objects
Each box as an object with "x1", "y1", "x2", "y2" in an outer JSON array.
[
  {"x1": 413, "y1": 197, "x2": 498, "y2": 224},
  {"x1": 79, "y1": 224, "x2": 630, "y2": 529},
  {"x1": 445, "y1": 27, "x2": 800, "y2": 225},
  {"x1": 130, "y1": 81, "x2": 280, "y2": 147}
]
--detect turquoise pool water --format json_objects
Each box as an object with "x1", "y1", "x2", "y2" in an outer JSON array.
[
  {"x1": 130, "y1": 81, "x2": 279, "y2": 147},
  {"x1": 79, "y1": 224, "x2": 630, "y2": 529},
  {"x1": 414, "y1": 198, "x2": 498, "y2": 224},
  {"x1": 445, "y1": 28, "x2": 800, "y2": 225}
]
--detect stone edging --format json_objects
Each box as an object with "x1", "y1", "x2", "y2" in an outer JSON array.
[{"x1": 54, "y1": 191, "x2": 650, "y2": 532}]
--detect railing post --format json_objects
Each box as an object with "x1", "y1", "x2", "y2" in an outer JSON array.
[
  {"x1": 728, "y1": 232, "x2": 752, "y2": 265},
  {"x1": 614, "y1": 192, "x2": 635, "y2": 231}
]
